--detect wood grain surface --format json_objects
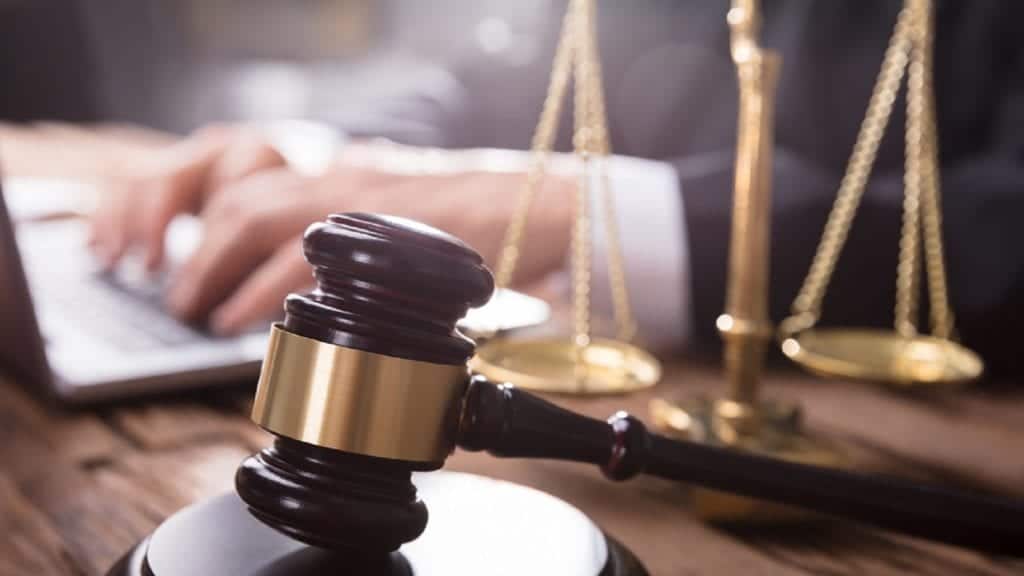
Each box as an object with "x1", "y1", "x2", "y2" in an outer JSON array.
[{"x1": 2, "y1": 362, "x2": 1023, "y2": 575}]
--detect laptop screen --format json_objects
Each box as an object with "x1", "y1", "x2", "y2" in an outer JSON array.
[{"x1": 0, "y1": 181, "x2": 52, "y2": 388}]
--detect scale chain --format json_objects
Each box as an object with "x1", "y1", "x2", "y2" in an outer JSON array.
[
  {"x1": 782, "y1": 0, "x2": 955, "y2": 341},
  {"x1": 581, "y1": 0, "x2": 634, "y2": 340},
  {"x1": 493, "y1": 3, "x2": 577, "y2": 289},
  {"x1": 576, "y1": 0, "x2": 637, "y2": 342},
  {"x1": 783, "y1": 4, "x2": 912, "y2": 332},
  {"x1": 897, "y1": 0, "x2": 925, "y2": 337},
  {"x1": 915, "y1": 0, "x2": 954, "y2": 338},
  {"x1": 572, "y1": 0, "x2": 595, "y2": 354},
  {"x1": 495, "y1": 0, "x2": 637, "y2": 353}
]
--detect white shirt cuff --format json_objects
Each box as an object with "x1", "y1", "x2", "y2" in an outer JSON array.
[
  {"x1": 588, "y1": 155, "x2": 691, "y2": 351},
  {"x1": 259, "y1": 120, "x2": 346, "y2": 176}
]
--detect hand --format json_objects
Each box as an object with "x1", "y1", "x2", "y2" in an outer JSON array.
[
  {"x1": 166, "y1": 167, "x2": 330, "y2": 333},
  {"x1": 88, "y1": 124, "x2": 287, "y2": 271},
  {"x1": 165, "y1": 163, "x2": 574, "y2": 334}
]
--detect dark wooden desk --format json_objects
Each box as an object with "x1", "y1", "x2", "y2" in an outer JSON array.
[{"x1": 3, "y1": 363, "x2": 1023, "y2": 575}]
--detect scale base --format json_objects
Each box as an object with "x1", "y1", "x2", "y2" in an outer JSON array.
[
  {"x1": 651, "y1": 396, "x2": 846, "y2": 523},
  {"x1": 107, "y1": 472, "x2": 646, "y2": 576}
]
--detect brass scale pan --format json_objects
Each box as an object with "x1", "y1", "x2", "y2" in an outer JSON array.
[{"x1": 782, "y1": 329, "x2": 982, "y2": 388}]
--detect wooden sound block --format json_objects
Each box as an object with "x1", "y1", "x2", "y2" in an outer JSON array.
[{"x1": 108, "y1": 471, "x2": 647, "y2": 576}]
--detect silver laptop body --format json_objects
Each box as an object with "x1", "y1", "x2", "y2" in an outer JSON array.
[{"x1": 0, "y1": 181, "x2": 266, "y2": 403}]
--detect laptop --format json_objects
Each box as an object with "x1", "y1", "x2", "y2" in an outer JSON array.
[
  {"x1": 0, "y1": 178, "x2": 551, "y2": 403},
  {"x1": 0, "y1": 180, "x2": 269, "y2": 402}
]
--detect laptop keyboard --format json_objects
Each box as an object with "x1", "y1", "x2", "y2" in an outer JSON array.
[
  {"x1": 30, "y1": 267, "x2": 213, "y2": 352},
  {"x1": 16, "y1": 221, "x2": 214, "y2": 352},
  {"x1": 14, "y1": 219, "x2": 274, "y2": 353}
]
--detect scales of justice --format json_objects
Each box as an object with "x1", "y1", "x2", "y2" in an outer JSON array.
[
  {"x1": 479, "y1": 0, "x2": 983, "y2": 516},
  {"x1": 108, "y1": 1, "x2": 1019, "y2": 575},
  {"x1": 475, "y1": 0, "x2": 981, "y2": 400},
  {"x1": 478, "y1": 0, "x2": 984, "y2": 518}
]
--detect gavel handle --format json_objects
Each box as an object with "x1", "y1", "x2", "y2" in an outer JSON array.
[{"x1": 457, "y1": 377, "x2": 1024, "y2": 557}]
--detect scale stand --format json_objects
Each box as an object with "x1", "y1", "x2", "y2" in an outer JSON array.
[{"x1": 650, "y1": 0, "x2": 845, "y2": 522}]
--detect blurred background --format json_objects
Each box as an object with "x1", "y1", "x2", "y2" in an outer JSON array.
[
  {"x1": 1, "y1": 0, "x2": 1020, "y2": 380},
  {"x1": 2, "y1": 0, "x2": 554, "y2": 140}
]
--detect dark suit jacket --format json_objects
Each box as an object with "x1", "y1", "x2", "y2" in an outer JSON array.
[{"x1": 418, "y1": 0, "x2": 1023, "y2": 377}]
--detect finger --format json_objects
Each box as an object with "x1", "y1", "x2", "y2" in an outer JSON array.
[
  {"x1": 89, "y1": 176, "x2": 129, "y2": 250},
  {"x1": 142, "y1": 138, "x2": 236, "y2": 271},
  {"x1": 141, "y1": 173, "x2": 199, "y2": 272},
  {"x1": 88, "y1": 192, "x2": 116, "y2": 252},
  {"x1": 165, "y1": 216, "x2": 268, "y2": 322},
  {"x1": 209, "y1": 239, "x2": 309, "y2": 335},
  {"x1": 92, "y1": 187, "x2": 134, "y2": 269}
]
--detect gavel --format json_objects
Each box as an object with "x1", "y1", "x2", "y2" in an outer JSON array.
[{"x1": 235, "y1": 213, "x2": 1024, "y2": 563}]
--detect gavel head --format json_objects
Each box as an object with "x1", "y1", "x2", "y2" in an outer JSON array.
[{"x1": 235, "y1": 213, "x2": 494, "y2": 554}]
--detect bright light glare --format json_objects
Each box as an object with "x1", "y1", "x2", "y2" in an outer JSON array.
[{"x1": 475, "y1": 17, "x2": 511, "y2": 54}]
